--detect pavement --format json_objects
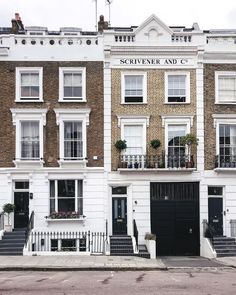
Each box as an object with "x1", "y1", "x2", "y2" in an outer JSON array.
[{"x1": 0, "y1": 255, "x2": 235, "y2": 271}]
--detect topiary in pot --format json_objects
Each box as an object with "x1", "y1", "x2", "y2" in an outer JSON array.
[
  {"x1": 150, "y1": 139, "x2": 161, "y2": 150},
  {"x1": 114, "y1": 139, "x2": 127, "y2": 152},
  {"x1": 2, "y1": 203, "x2": 15, "y2": 231}
]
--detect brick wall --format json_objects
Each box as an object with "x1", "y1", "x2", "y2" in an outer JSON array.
[
  {"x1": 111, "y1": 69, "x2": 197, "y2": 170},
  {"x1": 204, "y1": 64, "x2": 236, "y2": 170},
  {"x1": 0, "y1": 61, "x2": 104, "y2": 167}
]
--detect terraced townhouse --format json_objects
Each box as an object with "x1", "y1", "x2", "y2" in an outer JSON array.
[{"x1": 0, "y1": 13, "x2": 236, "y2": 258}]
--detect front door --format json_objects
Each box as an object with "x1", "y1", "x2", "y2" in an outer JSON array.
[
  {"x1": 14, "y1": 192, "x2": 29, "y2": 228},
  {"x1": 208, "y1": 197, "x2": 223, "y2": 236},
  {"x1": 112, "y1": 197, "x2": 127, "y2": 235}
]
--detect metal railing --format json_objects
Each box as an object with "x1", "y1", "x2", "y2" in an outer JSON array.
[
  {"x1": 26, "y1": 231, "x2": 107, "y2": 254},
  {"x1": 118, "y1": 153, "x2": 194, "y2": 169},
  {"x1": 133, "y1": 219, "x2": 138, "y2": 249},
  {"x1": 230, "y1": 220, "x2": 236, "y2": 237},
  {"x1": 0, "y1": 212, "x2": 4, "y2": 231},
  {"x1": 215, "y1": 155, "x2": 236, "y2": 168},
  {"x1": 25, "y1": 211, "x2": 34, "y2": 246}
]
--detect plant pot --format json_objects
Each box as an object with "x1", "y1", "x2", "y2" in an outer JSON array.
[
  {"x1": 4, "y1": 225, "x2": 12, "y2": 232},
  {"x1": 185, "y1": 161, "x2": 193, "y2": 168}
]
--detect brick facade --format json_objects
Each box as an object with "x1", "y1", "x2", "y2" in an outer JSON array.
[
  {"x1": 204, "y1": 64, "x2": 236, "y2": 170},
  {"x1": 111, "y1": 68, "x2": 197, "y2": 170},
  {"x1": 0, "y1": 61, "x2": 104, "y2": 167}
]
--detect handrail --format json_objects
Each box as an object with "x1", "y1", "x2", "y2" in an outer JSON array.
[
  {"x1": 0, "y1": 211, "x2": 4, "y2": 231},
  {"x1": 133, "y1": 219, "x2": 138, "y2": 249},
  {"x1": 25, "y1": 211, "x2": 34, "y2": 246}
]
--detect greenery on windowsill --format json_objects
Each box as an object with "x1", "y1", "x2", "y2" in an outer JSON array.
[{"x1": 45, "y1": 212, "x2": 86, "y2": 220}]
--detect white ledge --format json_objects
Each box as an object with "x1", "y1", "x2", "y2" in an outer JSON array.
[
  {"x1": 214, "y1": 168, "x2": 236, "y2": 173},
  {"x1": 13, "y1": 160, "x2": 44, "y2": 169},
  {"x1": 118, "y1": 168, "x2": 196, "y2": 173},
  {"x1": 46, "y1": 217, "x2": 86, "y2": 222}
]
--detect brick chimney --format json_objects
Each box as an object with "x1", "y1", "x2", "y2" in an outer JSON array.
[
  {"x1": 11, "y1": 13, "x2": 24, "y2": 34},
  {"x1": 98, "y1": 15, "x2": 108, "y2": 33}
]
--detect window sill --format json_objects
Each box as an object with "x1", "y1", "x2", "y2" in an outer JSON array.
[
  {"x1": 215, "y1": 102, "x2": 236, "y2": 105},
  {"x1": 46, "y1": 217, "x2": 86, "y2": 223},
  {"x1": 58, "y1": 159, "x2": 88, "y2": 168},
  {"x1": 121, "y1": 102, "x2": 147, "y2": 105},
  {"x1": 214, "y1": 167, "x2": 236, "y2": 173},
  {"x1": 15, "y1": 99, "x2": 43, "y2": 103},
  {"x1": 13, "y1": 159, "x2": 44, "y2": 168},
  {"x1": 58, "y1": 99, "x2": 87, "y2": 103},
  {"x1": 164, "y1": 102, "x2": 190, "y2": 105}
]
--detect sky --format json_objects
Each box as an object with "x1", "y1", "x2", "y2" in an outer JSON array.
[{"x1": 1, "y1": 0, "x2": 236, "y2": 31}]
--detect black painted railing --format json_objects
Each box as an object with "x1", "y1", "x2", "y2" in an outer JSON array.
[
  {"x1": 0, "y1": 212, "x2": 4, "y2": 231},
  {"x1": 25, "y1": 211, "x2": 34, "y2": 246},
  {"x1": 118, "y1": 153, "x2": 194, "y2": 169},
  {"x1": 26, "y1": 231, "x2": 107, "y2": 254},
  {"x1": 133, "y1": 219, "x2": 138, "y2": 249},
  {"x1": 215, "y1": 155, "x2": 236, "y2": 168}
]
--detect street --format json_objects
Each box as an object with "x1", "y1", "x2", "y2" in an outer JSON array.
[{"x1": 0, "y1": 270, "x2": 235, "y2": 295}]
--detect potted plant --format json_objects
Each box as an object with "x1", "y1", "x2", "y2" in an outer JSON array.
[
  {"x1": 145, "y1": 233, "x2": 156, "y2": 259},
  {"x1": 2, "y1": 203, "x2": 15, "y2": 232},
  {"x1": 115, "y1": 139, "x2": 127, "y2": 168},
  {"x1": 180, "y1": 133, "x2": 198, "y2": 168},
  {"x1": 150, "y1": 139, "x2": 161, "y2": 168}
]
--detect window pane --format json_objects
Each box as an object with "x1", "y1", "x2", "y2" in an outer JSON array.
[
  {"x1": 168, "y1": 75, "x2": 186, "y2": 102},
  {"x1": 124, "y1": 75, "x2": 143, "y2": 102},
  {"x1": 218, "y1": 76, "x2": 236, "y2": 102},
  {"x1": 124, "y1": 125, "x2": 143, "y2": 154},
  {"x1": 58, "y1": 198, "x2": 75, "y2": 212},
  {"x1": 64, "y1": 122, "x2": 83, "y2": 158},
  {"x1": 64, "y1": 72, "x2": 82, "y2": 98},
  {"x1": 21, "y1": 121, "x2": 40, "y2": 159},
  {"x1": 20, "y1": 73, "x2": 39, "y2": 99},
  {"x1": 15, "y1": 181, "x2": 29, "y2": 189},
  {"x1": 58, "y1": 180, "x2": 75, "y2": 198}
]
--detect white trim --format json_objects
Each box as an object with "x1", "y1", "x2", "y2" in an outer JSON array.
[
  {"x1": 10, "y1": 109, "x2": 47, "y2": 165},
  {"x1": 117, "y1": 115, "x2": 150, "y2": 128},
  {"x1": 15, "y1": 67, "x2": 43, "y2": 102},
  {"x1": 59, "y1": 67, "x2": 86, "y2": 102},
  {"x1": 215, "y1": 71, "x2": 236, "y2": 104},
  {"x1": 54, "y1": 108, "x2": 91, "y2": 163},
  {"x1": 161, "y1": 115, "x2": 194, "y2": 128},
  {"x1": 121, "y1": 71, "x2": 147, "y2": 104},
  {"x1": 164, "y1": 71, "x2": 190, "y2": 104}
]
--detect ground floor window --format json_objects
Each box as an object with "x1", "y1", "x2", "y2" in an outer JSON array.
[{"x1": 49, "y1": 180, "x2": 83, "y2": 215}]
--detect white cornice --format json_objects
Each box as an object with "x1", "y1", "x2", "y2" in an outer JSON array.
[
  {"x1": 161, "y1": 115, "x2": 194, "y2": 127},
  {"x1": 212, "y1": 114, "x2": 236, "y2": 128},
  {"x1": 54, "y1": 108, "x2": 91, "y2": 126},
  {"x1": 117, "y1": 115, "x2": 150, "y2": 127},
  {"x1": 10, "y1": 108, "x2": 48, "y2": 125}
]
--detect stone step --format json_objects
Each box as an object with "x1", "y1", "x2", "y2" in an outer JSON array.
[
  {"x1": 0, "y1": 252, "x2": 23, "y2": 256},
  {"x1": 110, "y1": 253, "x2": 136, "y2": 256},
  {"x1": 0, "y1": 243, "x2": 25, "y2": 248},
  {"x1": 212, "y1": 237, "x2": 235, "y2": 242},
  {"x1": 214, "y1": 245, "x2": 236, "y2": 249},
  {"x1": 110, "y1": 249, "x2": 134, "y2": 254},
  {"x1": 213, "y1": 241, "x2": 236, "y2": 245},
  {"x1": 217, "y1": 253, "x2": 236, "y2": 257}
]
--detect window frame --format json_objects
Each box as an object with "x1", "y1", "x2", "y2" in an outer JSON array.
[
  {"x1": 49, "y1": 179, "x2": 83, "y2": 215},
  {"x1": 55, "y1": 109, "x2": 91, "y2": 162},
  {"x1": 10, "y1": 108, "x2": 47, "y2": 163},
  {"x1": 15, "y1": 67, "x2": 43, "y2": 102},
  {"x1": 165, "y1": 71, "x2": 190, "y2": 104},
  {"x1": 215, "y1": 71, "x2": 236, "y2": 104},
  {"x1": 59, "y1": 67, "x2": 86, "y2": 102},
  {"x1": 121, "y1": 72, "x2": 147, "y2": 104}
]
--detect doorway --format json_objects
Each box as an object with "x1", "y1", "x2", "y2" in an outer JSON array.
[{"x1": 14, "y1": 181, "x2": 29, "y2": 228}]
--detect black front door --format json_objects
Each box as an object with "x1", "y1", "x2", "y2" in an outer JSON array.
[
  {"x1": 208, "y1": 198, "x2": 223, "y2": 236},
  {"x1": 14, "y1": 192, "x2": 29, "y2": 228},
  {"x1": 112, "y1": 197, "x2": 127, "y2": 235}
]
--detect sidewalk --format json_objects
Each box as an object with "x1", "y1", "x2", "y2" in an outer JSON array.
[
  {"x1": 0, "y1": 255, "x2": 166, "y2": 271},
  {"x1": 0, "y1": 255, "x2": 235, "y2": 271}
]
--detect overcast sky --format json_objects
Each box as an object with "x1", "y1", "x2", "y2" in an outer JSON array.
[{"x1": 1, "y1": 0, "x2": 236, "y2": 31}]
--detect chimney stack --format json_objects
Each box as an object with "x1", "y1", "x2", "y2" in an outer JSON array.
[
  {"x1": 98, "y1": 15, "x2": 108, "y2": 33},
  {"x1": 11, "y1": 13, "x2": 24, "y2": 34}
]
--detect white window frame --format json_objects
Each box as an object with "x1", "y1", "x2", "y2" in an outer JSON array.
[
  {"x1": 49, "y1": 179, "x2": 83, "y2": 214},
  {"x1": 15, "y1": 67, "x2": 43, "y2": 102},
  {"x1": 55, "y1": 109, "x2": 91, "y2": 164},
  {"x1": 10, "y1": 108, "x2": 47, "y2": 164},
  {"x1": 118, "y1": 116, "x2": 150, "y2": 155},
  {"x1": 215, "y1": 71, "x2": 236, "y2": 104},
  {"x1": 121, "y1": 72, "x2": 147, "y2": 104},
  {"x1": 165, "y1": 71, "x2": 190, "y2": 104},
  {"x1": 59, "y1": 67, "x2": 86, "y2": 102},
  {"x1": 162, "y1": 116, "x2": 193, "y2": 154}
]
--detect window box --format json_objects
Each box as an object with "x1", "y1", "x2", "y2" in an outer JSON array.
[
  {"x1": 59, "y1": 67, "x2": 86, "y2": 102},
  {"x1": 15, "y1": 67, "x2": 43, "y2": 102},
  {"x1": 121, "y1": 72, "x2": 147, "y2": 104}
]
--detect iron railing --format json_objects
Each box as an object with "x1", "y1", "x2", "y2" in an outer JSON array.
[
  {"x1": 119, "y1": 153, "x2": 194, "y2": 169},
  {"x1": 25, "y1": 211, "x2": 34, "y2": 246},
  {"x1": 230, "y1": 220, "x2": 236, "y2": 237},
  {"x1": 0, "y1": 212, "x2": 4, "y2": 231},
  {"x1": 215, "y1": 155, "x2": 236, "y2": 168},
  {"x1": 26, "y1": 231, "x2": 107, "y2": 254},
  {"x1": 133, "y1": 219, "x2": 138, "y2": 249}
]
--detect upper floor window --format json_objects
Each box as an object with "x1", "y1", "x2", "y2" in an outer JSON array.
[
  {"x1": 16, "y1": 67, "x2": 43, "y2": 102},
  {"x1": 59, "y1": 67, "x2": 86, "y2": 102},
  {"x1": 124, "y1": 125, "x2": 144, "y2": 155},
  {"x1": 64, "y1": 121, "x2": 83, "y2": 159},
  {"x1": 121, "y1": 72, "x2": 147, "y2": 104},
  {"x1": 21, "y1": 121, "x2": 40, "y2": 159},
  {"x1": 215, "y1": 72, "x2": 236, "y2": 103},
  {"x1": 218, "y1": 124, "x2": 236, "y2": 166},
  {"x1": 165, "y1": 72, "x2": 190, "y2": 103}
]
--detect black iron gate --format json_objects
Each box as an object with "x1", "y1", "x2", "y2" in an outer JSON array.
[{"x1": 151, "y1": 182, "x2": 200, "y2": 256}]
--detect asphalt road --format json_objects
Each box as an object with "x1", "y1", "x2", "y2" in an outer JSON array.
[{"x1": 0, "y1": 270, "x2": 235, "y2": 295}]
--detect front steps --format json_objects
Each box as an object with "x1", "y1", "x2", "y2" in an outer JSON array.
[
  {"x1": 212, "y1": 236, "x2": 236, "y2": 257},
  {"x1": 0, "y1": 228, "x2": 26, "y2": 256},
  {"x1": 110, "y1": 236, "x2": 150, "y2": 258}
]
